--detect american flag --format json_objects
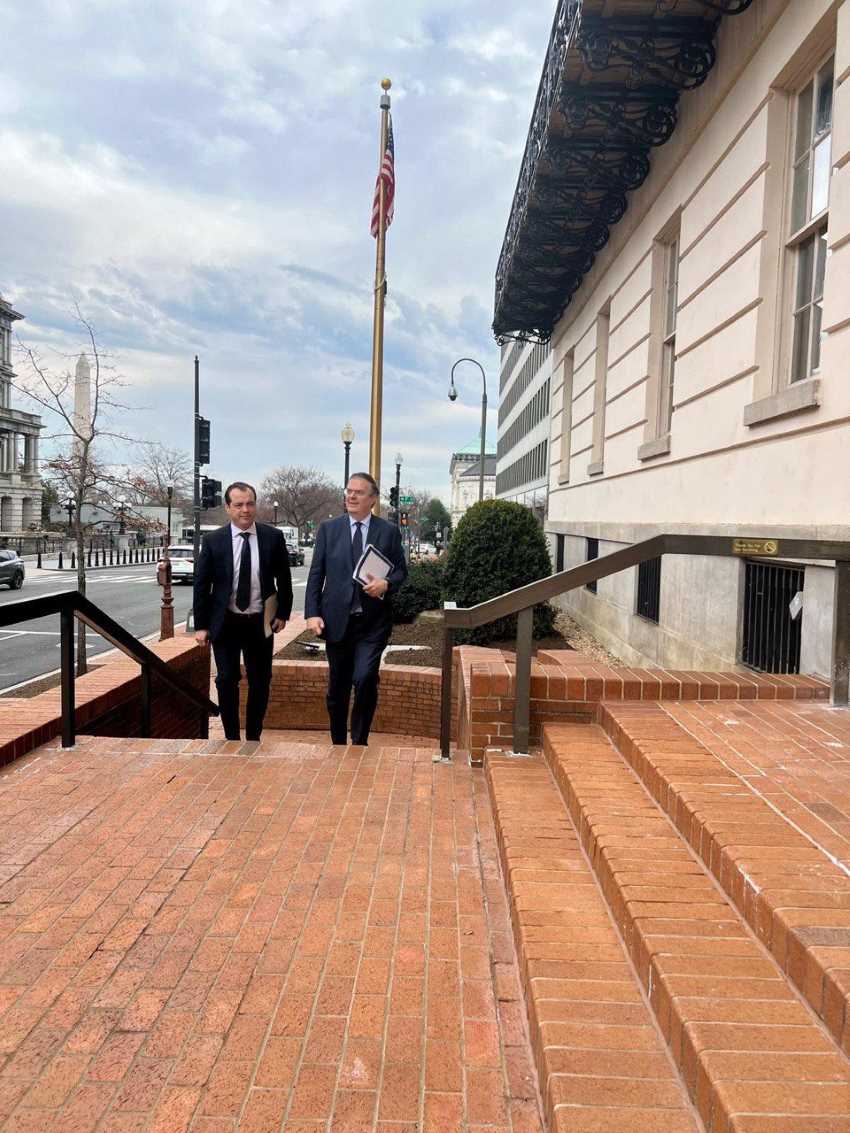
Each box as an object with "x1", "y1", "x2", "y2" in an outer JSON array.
[{"x1": 370, "y1": 115, "x2": 395, "y2": 238}]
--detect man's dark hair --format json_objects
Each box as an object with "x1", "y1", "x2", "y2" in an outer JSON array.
[
  {"x1": 348, "y1": 472, "x2": 379, "y2": 496},
  {"x1": 224, "y1": 481, "x2": 257, "y2": 505}
]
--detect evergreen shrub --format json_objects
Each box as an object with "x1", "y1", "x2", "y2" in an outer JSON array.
[
  {"x1": 442, "y1": 499, "x2": 556, "y2": 644},
  {"x1": 391, "y1": 557, "x2": 445, "y2": 624}
]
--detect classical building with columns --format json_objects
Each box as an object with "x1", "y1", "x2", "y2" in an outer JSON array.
[{"x1": 0, "y1": 295, "x2": 43, "y2": 535}]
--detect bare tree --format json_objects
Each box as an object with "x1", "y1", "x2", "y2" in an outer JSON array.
[
  {"x1": 259, "y1": 466, "x2": 341, "y2": 529},
  {"x1": 123, "y1": 443, "x2": 192, "y2": 507},
  {"x1": 13, "y1": 307, "x2": 132, "y2": 675}
]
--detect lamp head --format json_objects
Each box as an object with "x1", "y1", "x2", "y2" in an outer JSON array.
[
  {"x1": 341, "y1": 422, "x2": 355, "y2": 445},
  {"x1": 448, "y1": 384, "x2": 458, "y2": 402}
]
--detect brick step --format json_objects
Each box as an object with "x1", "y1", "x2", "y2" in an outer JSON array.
[
  {"x1": 485, "y1": 752, "x2": 701, "y2": 1132},
  {"x1": 542, "y1": 721, "x2": 850, "y2": 1132},
  {"x1": 598, "y1": 702, "x2": 850, "y2": 1056}
]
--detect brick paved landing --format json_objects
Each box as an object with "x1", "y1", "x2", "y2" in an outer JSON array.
[{"x1": 0, "y1": 735, "x2": 543, "y2": 1132}]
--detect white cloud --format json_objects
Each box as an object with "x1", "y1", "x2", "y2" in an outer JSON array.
[{"x1": 0, "y1": 0, "x2": 553, "y2": 497}]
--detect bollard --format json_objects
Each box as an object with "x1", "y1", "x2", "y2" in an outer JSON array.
[
  {"x1": 71, "y1": 551, "x2": 76, "y2": 569},
  {"x1": 58, "y1": 550, "x2": 63, "y2": 570},
  {"x1": 123, "y1": 549, "x2": 127, "y2": 565},
  {"x1": 87, "y1": 549, "x2": 92, "y2": 567},
  {"x1": 37, "y1": 550, "x2": 42, "y2": 569},
  {"x1": 109, "y1": 549, "x2": 113, "y2": 566}
]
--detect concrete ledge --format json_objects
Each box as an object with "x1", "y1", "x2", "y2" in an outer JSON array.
[
  {"x1": 744, "y1": 377, "x2": 820, "y2": 426},
  {"x1": 637, "y1": 432, "x2": 671, "y2": 461}
]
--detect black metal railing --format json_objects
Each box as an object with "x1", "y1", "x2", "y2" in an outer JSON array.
[
  {"x1": 742, "y1": 561, "x2": 805, "y2": 675},
  {"x1": 0, "y1": 592, "x2": 218, "y2": 748},
  {"x1": 439, "y1": 534, "x2": 850, "y2": 759}
]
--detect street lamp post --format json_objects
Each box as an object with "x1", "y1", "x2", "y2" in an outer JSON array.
[
  {"x1": 273, "y1": 500, "x2": 279, "y2": 526},
  {"x1": 65, "y1": 497, "x2": 75, "y2": 535},
  {"x1": 449, "y1": 358, "x2": 488, "y2": 503},
  {"x1": 118, "y1": 497, "x2": 127, "y2": 536},
  {"x1": 394, "y1": 452, "x2": 402, "y2": 526},
  {"x1": 341, "y1": 423, "x2": 355, "y2": 490}
]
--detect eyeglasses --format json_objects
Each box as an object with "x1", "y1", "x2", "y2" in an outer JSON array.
[{"x1": 345, "y1": 489, "x2": 371, "y2": 498}]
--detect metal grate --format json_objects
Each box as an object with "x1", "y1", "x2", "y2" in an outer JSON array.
[
  {"x1": 555, "y1": 534, "x2": 565, "y2": 573},
  {"x1": 586, "y1": 538, "x2": 599, "y2": 593},
  {"x1": 741, "y1": 561, "x2": 804, "y2": 674},
  {"x1": 636, "y1": 557, "x2": 661, "y2": 623}
]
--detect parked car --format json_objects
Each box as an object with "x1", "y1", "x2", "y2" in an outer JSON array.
[
  {"x1": 286, "y1": 541, "x2": 305, "y2": 567},
  {"x1": 157, "y1": 545, "x2": 195, "y2": 584},
  {"x1": 0, "y1": 549, "x2": 25, "y2": 589}
]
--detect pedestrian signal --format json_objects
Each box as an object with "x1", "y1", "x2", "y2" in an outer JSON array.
[{"x1": 201, "y1": 476, "x2": 222, "y2": 510}]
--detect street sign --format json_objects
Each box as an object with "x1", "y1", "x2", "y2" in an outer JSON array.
[{"x1": 399, "y1": 495, "x2": 413, "y2": 504}]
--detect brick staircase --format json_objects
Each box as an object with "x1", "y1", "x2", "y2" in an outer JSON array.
[{"x1": 486, "y1": 699, "x2": 850, "y2": 1131}]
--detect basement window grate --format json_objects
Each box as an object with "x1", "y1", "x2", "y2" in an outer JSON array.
[
  {"x1": 636, "y1": 557, "x2": 661, "y2": 623},
  {"x1": 586, "y1": 538, "x2": 599, "y2": 593},
  {"x1": 741, "y1": 561, "x2": 804, "y2": 674}
]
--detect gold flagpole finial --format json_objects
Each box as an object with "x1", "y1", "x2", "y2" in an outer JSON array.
[{"x1": 381, "y1": 78, "x2": 392, "y2": 91}]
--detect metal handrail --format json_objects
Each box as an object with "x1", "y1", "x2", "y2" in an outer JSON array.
[
  {"x1": 439, "y1": 534, "x2": 850, "y2": 758},
  {"x1": 0, "y1": 591, "x2": 219, "y2": 748}
]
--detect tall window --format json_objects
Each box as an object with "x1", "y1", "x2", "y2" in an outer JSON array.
[
  {"x1": 662, "y1": 236, "x2": 679, "y2": 429},
  {"x1": 558, "y1": 351, "x2": 574, "y2": 484},
  {"x1": 789, "y1": 57, "x2": 833, "y2": 383},
  {"x1": 589, "y1": 306, "x2": 610, "y2": 475}
]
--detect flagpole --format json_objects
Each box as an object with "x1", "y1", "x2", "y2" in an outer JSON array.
[{"x1": 369, "y1": 78, "x2": 391, "y2": 509}]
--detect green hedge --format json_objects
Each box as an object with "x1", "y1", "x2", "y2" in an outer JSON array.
[
  {"x1": 442, "y1": 499, "x2": 556, "y2": 644},
  {"x1": 391, "y1": 557, "x2": 445, "y2": 624}
]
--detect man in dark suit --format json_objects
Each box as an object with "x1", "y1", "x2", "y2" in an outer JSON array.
[
  {"x1": 193, "y1": 481, "x2": 293, "y2": 741},
  {"x1": 305, "y1": 472, "x2": 407, "y2": 745}
]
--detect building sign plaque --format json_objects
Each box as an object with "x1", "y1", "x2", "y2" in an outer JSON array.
[{"x1": 732, "y1": 538, "x2": 779, "y2": 557}]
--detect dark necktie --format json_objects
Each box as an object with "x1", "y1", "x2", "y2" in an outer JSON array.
[
  {"x1": 236, "y1": 531, "x2": 252, "y2": 611},
  {"x1": 351, "y1": 522, "x2": 363, "y2": 613}
]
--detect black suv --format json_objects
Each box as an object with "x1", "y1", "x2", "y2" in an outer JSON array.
[{"x1": 0, "y1": 549, "x2": 25, "y2": 590}]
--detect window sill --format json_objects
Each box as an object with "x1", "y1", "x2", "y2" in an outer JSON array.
[
  {"x1": 587, "y1": 460, "x2": 604, "y2": 477},
  {"x1": 637, "y1": 434, "x2": 671, "y2": 461},
  {"x1": 743, "y1": 377, "x2": 820, "y2": 427}
]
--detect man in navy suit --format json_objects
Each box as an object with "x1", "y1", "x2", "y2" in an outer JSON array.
[
  {"x1": 305, "y1": 472, "x2": 407, "y2": 745},
  {"x1": 193, "y1": 482, "x2": 293, "y2": 742}
]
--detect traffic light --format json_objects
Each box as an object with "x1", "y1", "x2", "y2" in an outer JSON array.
[
  {"x1": 400, "y1": 511, "x2": 409, "y2": 527},
  {"x1": 201, "y1": 476, "x2": 222, "y2": 510},
  {"x1": 197, "y1": 417, "x2": 210, "y2": 465},
  {"x1": 389, "y1": 485, "x2": 399, "y2": 509}
]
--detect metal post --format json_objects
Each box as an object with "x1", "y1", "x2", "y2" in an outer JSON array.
[
  {"x1": 831, "y1": 561, "x2": 850, "y2": 707},
  {"x1": 394, "y1": 460, "x2": 401, "y2": 526},
  {"x1": 344, "y1": 443, "x2": 351, "y2": 489},
  {"x1": 160, "y1": 545, "x2": 174, "y2": 640},
  {"x1": 439, "y1": 616, "x2": 455, "y2": 761},
  {"x1": 368, "y1": 80, "x2": 392, "y2": 499},
  {"x1": 512, "y1": 606, "x2": 534, "y2": 755},
  {"x1": 58, "y1": 550, "x2": 63, "y2": 570},
  {"x1": 193, "y1": 356, "x2": 201, "y2": 563},
  {"x1": 60, "y1": 605, "x2": 75, "y2": 748},
  {"x1": 141, "y1": 665, "x2": 152, "y2": 737},
  {"x1": 479, "y1": 390, "x2": 487, "y2": 502},
  {"x1": 166, "y1": 486, "x2": 173, "y2": 548}
]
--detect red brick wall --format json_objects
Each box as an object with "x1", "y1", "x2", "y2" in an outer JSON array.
[
  {"x1": 0, "y1": 633, "x2": 211, "y2": 767},
  {"x1": 263, "y1": 660, "x2": 458, "y2": 740}
]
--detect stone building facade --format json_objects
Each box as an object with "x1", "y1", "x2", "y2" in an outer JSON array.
[
  {"x1": 0, "y1": 296, "x2": 43, "y2": 534},
  {"x1": 494, "y1": 0, "x2": 850, "y2": 680},
  {"x1": 449, "y1": 444, "x2": 496, "y2": 528}
]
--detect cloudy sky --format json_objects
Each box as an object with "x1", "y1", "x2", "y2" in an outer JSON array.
[{"x1": 1, "y1": 0, "x2": 553, "y2": 502}]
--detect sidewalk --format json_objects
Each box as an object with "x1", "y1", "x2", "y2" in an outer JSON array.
[{"x1": 0, "y1": 732, "x2": 543, "y2": 1131}]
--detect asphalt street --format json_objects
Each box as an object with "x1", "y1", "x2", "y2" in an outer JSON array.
[{"x1": 0, "y1": 553, "x2": 311, "y2": 693}]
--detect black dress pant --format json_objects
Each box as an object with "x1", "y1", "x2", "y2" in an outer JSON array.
[
  {"x1": 325, "y1": 614, "x2": 390, "y2": 745},
  {"x1": 212, "y1": 612, "x2": 274, "y2": 741}
]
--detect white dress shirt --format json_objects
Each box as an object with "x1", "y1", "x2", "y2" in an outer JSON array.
[
  {"x1": 349, "y1": 513, "x2": 371, "y2": 546},
  {"x1": 228, "y1": 522, "x2": 262, "y2": 614}
]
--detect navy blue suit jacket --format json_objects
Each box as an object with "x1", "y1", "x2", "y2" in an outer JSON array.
[
  {"x1": 304, "y1": 514, "x2": 407, "y2": 643},
  {"x1": 193, "y1": 523, "x2": 293, "y2": 642}
]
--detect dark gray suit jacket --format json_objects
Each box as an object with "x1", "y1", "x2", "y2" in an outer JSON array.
[
  {"x1": 304, "y1": 514, "x2": 407, "y2": 643},
  {"x1": 193, "y1": 523, "x2": 293, "y2": 642}
]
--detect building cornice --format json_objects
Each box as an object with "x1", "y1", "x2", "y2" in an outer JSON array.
[{"x1": 493, "y1": 0, "x2": 755, "y2": 343}]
